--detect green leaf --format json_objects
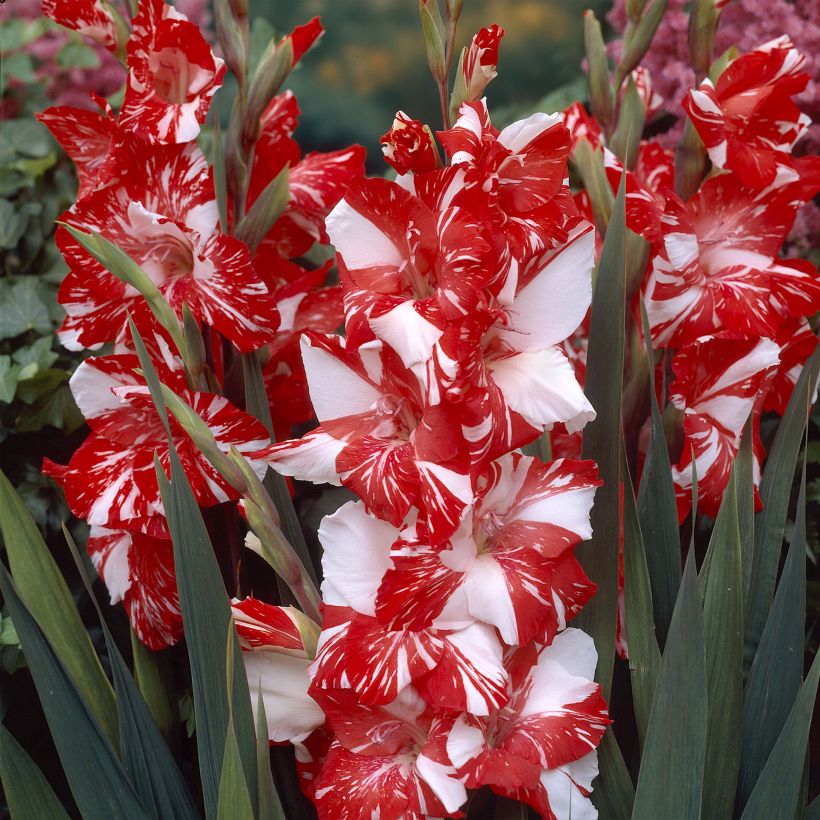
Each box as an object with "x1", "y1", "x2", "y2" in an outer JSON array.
[
  {"x1": 738, "y1": 453, "x2": 808, "y2": 808},
  {"x1": 0, "y1": 198, "x2": 27, "y2": 247},
  {"x1": 592, "y1": 728, "x2": 634, "y2": 820},
  {"x1": 0, "y1": 565, "x2": 149, "y2": 819},
  {"x1": 575, "y1": 172, "x2": 627, "y2": 701},
  {"x1": 0, "y1": 469, "x2": 118, "y2": 746},
  {"x1": 0, "y1": 119, "x2": 52, "y2": 159},
  {"x1": 156, "y1": 446, "x2": 258, "y2": 818},
  {"x1": 130, "y1": 630, "x2": 177, "y2": 743},
  {"x1": 740, "y1": 647, "x2": 820, "y2": 819},
  {"x1": 631, "y1": 550, "x2": 707, "y2": 820},
  {"x1": 807, "y1": 795, "x2": 820, "y2": 820},
  {"x1": 255, "y1": 689, "x2": 286, "y2": 820},
  {"x1": 745, "y1": 346, "x2": 820, "y2": 668},
  {"x1": 2, "y1": 52, "x2": 36, "y2": 84},
  {"x1": 622, "y1": 448, "x2": 661, "y2": 748},
  {"x1": 15, "y1": 383, "x2": 83, "y2": 433},
  {"x1": 63, "y1": 526, "x2": 198, "y2": 819},
  {"x1": 0, "y1": 279, "x2": 53, "y2": 339},
  {"x1": 736, "y1": 417, "x2": 756, "y2": 610},
  {"x1": 0, "y1": 722, "x2": 71, "y2": 820},
  {"x1": 217, "y1": 716, "x2": 254, "y2": 820},
  {"x1": 129, "y1": 318, "x2": 172, "y2": 436},
  {"x1": 12, "y1": 336, "x2": 59, "y2": 370},
  {"x1": 0, "y1": 356, "x2": 20, "y2": 403},
  {"x1": 57, "y1": 39, "x2": 101, "y2": 69},
  {"x1": 637, "y1": 303, "x2": 681, "y2": 646},
  {"x1": 212, "y1": 114, "x2": 229, "y2": 234},
  {"x1": 699, "y1": 468, "x2": 743, "y2": 819}
]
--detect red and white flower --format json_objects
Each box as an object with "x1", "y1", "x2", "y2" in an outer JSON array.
[
  {"x1": 255, "y1": 334, "x2": 473, "y2": 541},
  {"x1": 670, "y1": 335, "x2": 780, "y2": 519},
  {"x1": 643, "y1": 163, "x2": 820, "y2": 348},
  {"x1": 37, "y1": 98, "x2": 122, "y2": 200},
  {"x1": 376, "y1": 454, "x2": 600, "y2": 646},
  {"x1": 309, "y1": 502, "x2": 509, "y2": 714},
  {"x1": 683, "y1": 37, "x2": 811, "y2": 188},
  {"x1": 42, "y1": 0, "x2": 121, "y2": 52},
  {"x1": 311, "y1": 688, "x2": 466, "y2": 820},
  {"x1": 57, "y1": 139, "x2": 280, "y2": 352},
  {"x1": 119, "y1": 0, "x2": 225, "y2": 144},
  {"x1": 88, "y1": 526, "x2": 183, "y2": 650},
  {"x1": 231, "y1": 597, "x2": 325, "y2": 743},
  {"x1": 444, "y1": 629, "x2": 609, "y2": 818},
  {"x1": 44, "y1": 354, "x2": 269, "y2": 535}
]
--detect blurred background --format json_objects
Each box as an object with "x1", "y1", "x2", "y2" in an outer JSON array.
[{"x1": 250, "y1": 0, "x2": 608, "y2": 165}]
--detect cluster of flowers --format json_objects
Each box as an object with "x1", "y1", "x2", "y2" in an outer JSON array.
[
  {"x1": 562, "y1": 35, "x2": 820, "y2": 521},
  {"x1": 38, "y1": 5, "x2": 611, "y2": 816},
  {"x1": 232, "y1": 26, "x2": 612, "y2": 818},
  {"x1": 39, "y1": 0, "x2": 363, "y2": 649}
]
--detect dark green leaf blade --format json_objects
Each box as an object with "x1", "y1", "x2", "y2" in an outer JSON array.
[
  {"x1": 699, "y1": 468, "x2": 743, "y2": 819},
  {"x1": 0, "y1": 565, "x2": 150, "y2": 820},
  {"x1": 592, "y1": 728, "x2": 634, "y2": 820},
  {"x1": 62, "y1": 527, "x2": 199, "y2": 819},
  {"x1": 576, "y1": 174, "x2": 627, "y2": 701},
  {"x1": 740, "y1": 647, "x2": 820, "y2": 820},
  {"x1": 622, "y1": 448, "x2": 661, "y2": 748},
  {"x1": 0, "y1": 469, "x2": 118, "y2": 746},
  {"x1": 745, "y1": 345, "x2": 819, "y2": 668},
  {"x1": 631, "y1": 549, "x2": 707, "y2": 820},
  {"x1": 736, "y1": 418, "x2": 755, "y2": 610},
  {"x1": 0, "y1": 722, "x2": 71, "y2": 820},
  {"x1": 637, "y1": 302, "x2": 681, "y2": 646},
  {"x1": 255, "y1": 688, "x2": 286, "y2": 820},
  {"x1": 157, "y1": 446, "x2": 258, "y2": 818},
  {"x1": 738, "y1": 453, "x2": 808, "y2": 807}
]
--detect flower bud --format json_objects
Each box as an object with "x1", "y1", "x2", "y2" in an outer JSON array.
[
  {"x1": 419, "y1": 0, "x2": 447, "y2": 83},
  {"x1": 572, "y1": 137, "x2": 614, "y2": 236},
  {"x1": 381, "y1": 112, "x2": 441, "y2": 175},
  {"x1": 610, "y1": 77, "x2": 646, "y2": 169},
  {"x1": 181, "y1": 303, "x2": 206, "y2": 388},
  {"x1": 215, "y1": 0, "x2": 249, "y2": 87},
  {"x1": 242, "y1": 38, "x2": 294, "y2": 149},
  {"x1": 674, "y1": 119, "x2": 707, "y2": 200},
  {"x1": 616, "y1": 0, "x2": 667, "y2": 83},
  {"x1": 687, "y1": 0, "x2": 720, "y2": 77},
  {"x1": 235, "y1": 164, "x2": 290, "y2": 253},
  {"x1": 584, "y1": 10, "x2": 614, "y2": 130},
  {"x1": 461, "y1": 25, "x2": 504, "y2": 102}
]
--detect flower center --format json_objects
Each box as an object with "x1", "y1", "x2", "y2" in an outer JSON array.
[{"x1": 149, "y1": 46, "x2": 210, "y2": 105}]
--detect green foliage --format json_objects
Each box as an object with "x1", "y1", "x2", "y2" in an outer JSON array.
[{"x1": 576, "y1": 174, "x2": 627, "y2": 702}]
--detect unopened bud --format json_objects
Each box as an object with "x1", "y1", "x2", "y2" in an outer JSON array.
[
  {"x1": 381, "y1": 112, "x2": 441, "y2": 175},
  {"x1": 235, "y1": 164, "x2": 290, "y2": 253},
  {"x1": 419, "y1": 0, "x2": 447, "y2": 82},
  {"x1": 584, "y1": 11, "x2": 614, "y2": 130},
  {"x1": 674, "y1": 119, "x2": 707, "y2": 200},
  {"x1": 572, "y1": 139, "x2": 614, "y2": 236},
  {"x1": 610, "y1": 77, "x2": 646, "y2": 169},
  {"x1": 616, "y1": 0, "x2": 667, "y2": 83},
  {"x1": 460, "y1": 25, "x2": 504, "y2": 103},
  {"x1": 215, "y1": 0, "x2": 249, "y2": 87},
  {"x1": 687, "y1": 0, "x2": 719, "y2": 77},
  {"x1": 181, "y1": 303, "x2": 206, "y2": 388},
  {"x1": 242, "y1": 38, "x2": 294, "y2": 150}
]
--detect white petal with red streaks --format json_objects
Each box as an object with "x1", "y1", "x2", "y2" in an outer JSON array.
[
  {"x1": 319, "y1": 501, "x2": 399, "y2": 616},
  {"x1": 488, "y1": 347, "x2": 595, "y2": 432}
]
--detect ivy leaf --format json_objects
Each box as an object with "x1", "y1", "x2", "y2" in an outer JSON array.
[
  {"x1": 15, "y1": 384, "x2": 83, "y2": 433},
  {"x1": 0, "y1": 356, "x2": 21, "y2": 403},
  {"x1": 12, "y1": 336, "x2": 59, "y2": 370},
  {"x1": 57, "y1": 40, "x2": 101, "y2": 69},
  {"x1": 0, "y1": 199, "x2": 28, "y2": 248},
  {"x1": 0, "y1": 280, "x2": 54, "y2": 339}
]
